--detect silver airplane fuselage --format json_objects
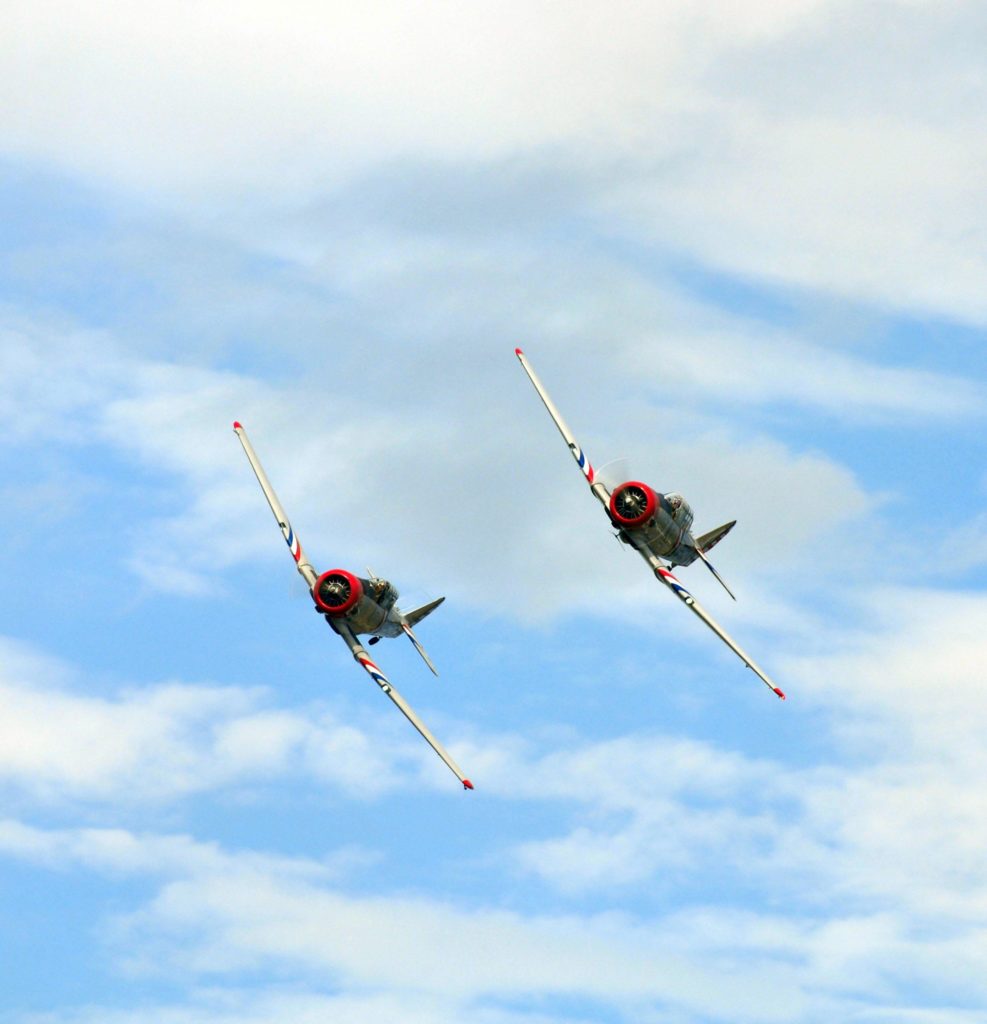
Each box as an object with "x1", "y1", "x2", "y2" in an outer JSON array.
[
  {"x1": 608, "y1": 482, "x2": 701, "y2": 567},
  {"x1": 313, "y1": 570, "x2": 407, "y2": 637}
]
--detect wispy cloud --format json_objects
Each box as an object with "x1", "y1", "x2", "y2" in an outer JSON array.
[
  {"x1": 0, "y1": 636, "x2": 444, "y2": 803},
  {"x1": 2, "y1": 571, "x2": 987, "y2": 1021},
  {"x1": 0, "y1": 315, "x2": 953, "y2": 621},
  {"x1": 3, "y1": 810, "x2": 985, "y2": 1024},
  {"x1": 8, "y1": 990, "x2": 585, "y2": 1024},
  {"x1": 0, "y1": 821, "x2": 820, "y2": 1022},
  {"x1": 4, "y1": 2, "x2": 986, "y2": 323},
  {"x1": 1, "y1": 6, "x2": 985, "y2": 1022}
]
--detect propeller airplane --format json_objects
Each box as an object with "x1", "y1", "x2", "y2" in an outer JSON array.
[
  {"x1": 233, "y1": 421, "x2": 474, "y2": 789},
  {"x1": 514, "y1": 349, "x2": 785, "y2": 701}
]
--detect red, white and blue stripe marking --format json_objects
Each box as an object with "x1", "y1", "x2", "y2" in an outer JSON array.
[
  {"x1": 655, "y1": 565, "x2": 785, "y2": 700},
  {"x1": 357, "y1": 653, "x2": 392, "y2": 694},
  {"x1": 569, "y1": 443, "x2": 596, "y2": 484},
  {"x1": 282, "y1": 523, "x2": 302, "y2": 563},
  {"x1": 655, "y1": 566, "x2": 695, "y2": 605}
]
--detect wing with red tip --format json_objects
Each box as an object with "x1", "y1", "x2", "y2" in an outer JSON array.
[
  {"x1": 333, "y1": 621, "x2": 474, "y2": 790},
  {"x1": 633, "y1": 538, "x2": 784, "y2": 699},
  {"x1": 233, "y1": 422, "x2": 318, "y2": 591},
  {"x1": 515, "y1": 348, "x2": 611, "y2": 508}
]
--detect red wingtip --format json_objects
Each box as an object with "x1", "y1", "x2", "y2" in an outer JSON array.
[
  {"x1": 463, "y1": 779, "x2": 474, "y2": 790},
  {"x1": 515, "y1": 347, "x2": 523, "y2": 356},
  {"x1": 233, "y1": 421, "x2": 243, "y2": 430},
  {"x1": 774, "y1": 687, "x2": 786, "y2": 700}
]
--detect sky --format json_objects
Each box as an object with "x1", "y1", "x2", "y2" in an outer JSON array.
[{"x1": 1, "y1": 2, "x2": 986, "y2": 1021}]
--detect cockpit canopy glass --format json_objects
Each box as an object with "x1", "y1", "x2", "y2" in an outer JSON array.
[
  {"x1": 663, "y1": 492, "x2": 694, "y2": 530},
  {"x1": 363, "y1": 577, "x2": 399, "y2": 611}
]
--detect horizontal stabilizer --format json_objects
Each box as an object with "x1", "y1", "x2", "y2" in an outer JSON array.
[
  {"x1": 402, "y1": 623, "x2": 439, "y2": 676},
  {"x1": 403, "y1": 596, "x2": 445, "y2": 628},
  {"x1": 696, "y1": 520, "x2": 736, "y2": 554},
  {"x1": 694, "y1": 546, "x2": 737, "y2": 601}
]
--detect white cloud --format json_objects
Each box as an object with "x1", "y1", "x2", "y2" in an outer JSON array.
[
  {"x1": 786, "y1": 586, "x2": 987, "y2": 755},
  {"x1": 0, "y1": 2, "x2": 796, "y2": 193},
  {"x1": 619, "y1": 328, "x2": 983, "y2": 422},
  {"x1": 0, "y1": 635, "x2": 455, "y2": 803},
  {"x1": 0, "y1": 819, "x2": 343, "y2": 882},
  {"x1": 0, "y1": 821, "x2": 812, "y2": 1022},
  {"x1": 1, "y1": 313, "x2": 954, "y2": 627},
  {"x1": 606, "y1": 106, "x2": 987, "y2": 322},
  {"x1": 2, "y1": 579, "x2": 987, "y2": 1020},
  {"x1": 3, "y1": 1, "x2": 985, "y2": 324},
  {"x1": 497, "y1": 585, "x2": 987, "y2": 954},
  {"x1": 2, "y1": 9, "x2": 985, "y2": 1019},
  {"x1": 4, "y1": 814, "x2": 986, "y2": 1023},
  {"x1": 0, "y1": 316, "x2": 129, "y2": 444},
  {"x1": 10, "y1": 990, "x2": 585, "y2": 1024}
]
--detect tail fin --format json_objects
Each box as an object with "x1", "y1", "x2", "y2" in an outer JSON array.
[
  {"x1": 695, "y1": 520, "x2": 736, "y2": 554},
  {"x1": 693, "y1": 521, "x2": 738, "y2": 600},
  {"x1": 403, "y1": 596, "x2": 445, "y2": 627}
]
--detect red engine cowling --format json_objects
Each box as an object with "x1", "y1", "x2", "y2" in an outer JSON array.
[
  {"x1": 608, "y1": 481, "x2": 659, "y2": 528},
  {"x1": 313, "y1": 569, "x2": 363, "y2": 616}
]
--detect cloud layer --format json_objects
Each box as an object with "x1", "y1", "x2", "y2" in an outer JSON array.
[
  {"x1": 3, "y1": 573, "x2": 987, "y2": 1022},
  {"x1": 2, "y1": 4, "x2": 986, "y2": 1023},
  {"x1": 5, "y1": 1, "x2": 987, "y2": 323}
]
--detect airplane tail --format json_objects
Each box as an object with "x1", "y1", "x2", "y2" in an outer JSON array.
[
  {"x1": 400, "y1": 597, "x2": 444, "y2": 676},
  {"x1": 403, "y1": 596, "x2": 445, "y2": 627},
  {"x1": 695, "y1": 520, "x2": 736, "y2": 554},
  {"x1": 693, "y1": 546, "x2": 736, "y2": 601},
  {"x1": 694, "y1": 521, "x2": 738, "y2": 601},
  {"x1": 401, "y1": 622, "x2": 439, "y2": 676}
]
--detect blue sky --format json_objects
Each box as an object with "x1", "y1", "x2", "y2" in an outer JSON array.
[{"x1": 1, "y1": 2, "x2": 987, "y2": 1022}]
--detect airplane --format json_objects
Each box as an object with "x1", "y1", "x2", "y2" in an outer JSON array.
[
  {"x1": 233, "y1": 421, "x2": 474, "y2": 789},
  {"x1": 514, "y1": 349, "x2": 785, "y2": 700}
]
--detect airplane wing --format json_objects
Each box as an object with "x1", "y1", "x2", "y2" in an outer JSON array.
[
  {"x1": 332, "y1": 620, "x2": 474, "y2": 789},
  {"x1": 515, "y1": 348, "x2": 612, "y2": 508},
  {"x1": 233, "y1": 422, "x2": 318, "y2": 591},
  {"x1": 631, "y1": 537, "x2": 785, "y2": 699}
]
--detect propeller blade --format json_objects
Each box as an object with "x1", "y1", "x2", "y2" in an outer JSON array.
[{"x1": 595, "y1": 457, "x2": 633, "y2": 493}]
